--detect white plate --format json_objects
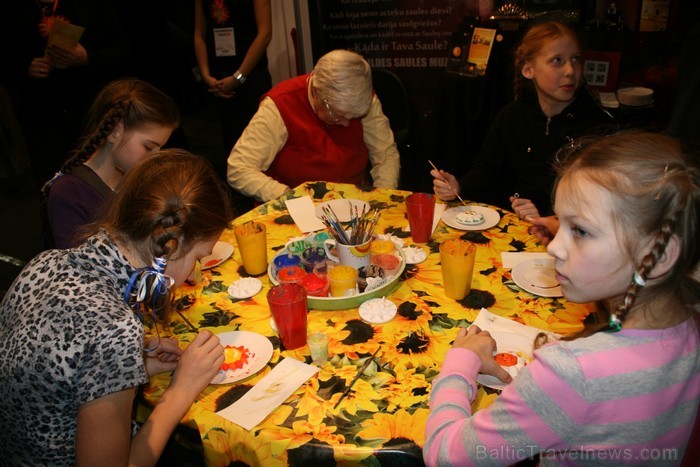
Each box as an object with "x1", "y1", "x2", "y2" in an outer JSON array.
[
  {"x1": 228, "y1": 277, "x2": 262, "y2": 299},
  {"x1": 441, "y1": 205, "x2": 501, "y2": 231},
  {"x1": 511, "y1": 257, "x2": 562, "y2": 298},
  {"x1": 211, "y1": 331, "x2": 273, "y2": 384},
  {"x1": 359, "y1": 298, "x2": 398, "y2": 324},
  {"x1": 201, "y1": 241, "x2": 235, "y2": 270},
  {"x1": 476, "y1": 331, "x2": 533, "y2": 390},
  {"x1": 315, "y1": 198, "x2": 370, "y2": 223}
]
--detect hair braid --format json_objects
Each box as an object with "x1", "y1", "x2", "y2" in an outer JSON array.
[
  {"x1": 151, "y1": 209, "x2": 187, "y2": 259},
  {"x1": 613, "y1": 218, "x2": 676, "y2": 326},
  {"x1": 61, "y1": 101, "x2": 127, "y2": 174}
]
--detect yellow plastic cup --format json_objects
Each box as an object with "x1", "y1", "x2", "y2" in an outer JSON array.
[
  {"x1": 440, "y1": 239, "x2": 476, "y2": 300},
  {"x1": 234, "y1": 221, "x2": 268, "y2": 276}
]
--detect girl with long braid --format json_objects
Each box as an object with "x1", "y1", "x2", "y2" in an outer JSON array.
[
  {"x1": 1, "y1": 150, "x2": 232, "y2": 464},
  {"x1": 45, "y1": 78, "x2": 179, "y2": 248},
  {"x1": 425, "y1": 131, "x2": 699, "y2": 465}
]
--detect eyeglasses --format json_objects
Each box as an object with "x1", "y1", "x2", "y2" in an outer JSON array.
[{"x1": 322, "y1": 98, "x2": 345, "y2": 124}]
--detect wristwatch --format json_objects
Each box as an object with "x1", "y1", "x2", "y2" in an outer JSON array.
[{"x1": 233, "y1": 70, "x2": 246, "y2": 85}]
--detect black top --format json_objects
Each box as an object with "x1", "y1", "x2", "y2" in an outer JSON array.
[
  {"x1": 203, "y1": 0, "x2": 268, "y2": 79},
  {"x1": 458, "y1": 87, "x2": 617, "y2": 214}
]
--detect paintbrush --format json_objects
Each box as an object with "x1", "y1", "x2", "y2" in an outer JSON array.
[
  {"x1": 174, "y1": 296, "x2": 199, "y2": 333},
  {"x1": 428, "y1": 159, "x2": 469, "y2": 208},
  {"x1": 333, "y1": 348, "x2": 380, "y2": 409}
]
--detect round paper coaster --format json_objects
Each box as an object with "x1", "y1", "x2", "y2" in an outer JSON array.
[
  {"x1": 228, "y1": 277, "x2": 262, "y2": 299},
  {"x1": 359, "y1": 298, "x2": 398, "y2": 324}
]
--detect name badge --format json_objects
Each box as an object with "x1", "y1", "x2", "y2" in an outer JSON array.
[{"x1": 214, "y1": 27, "x2": 236, "y2": 57}]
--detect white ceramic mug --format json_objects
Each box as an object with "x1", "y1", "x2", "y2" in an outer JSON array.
[{"x1": 324, "y1": 237, "x2": 371, "y2": 270}]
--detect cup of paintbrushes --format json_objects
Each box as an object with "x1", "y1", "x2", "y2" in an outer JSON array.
[{"x1": 323, "y1": 233, "x2": 371, "y2": 270}]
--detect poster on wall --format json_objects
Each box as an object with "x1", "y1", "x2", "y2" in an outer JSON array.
[
  {"x1": 307, "y1": 0, "x2": 483, "y2": 111},
  {"x1": 308, "y1": 0, "x2": 481, "y2": 70},
  {"x1": 467, "y1": 27, "x2": 497, "y2": 76}
]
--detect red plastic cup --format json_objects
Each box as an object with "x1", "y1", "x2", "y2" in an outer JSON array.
[
  {"x1": 267, "y1": 283, "x2": 308, "y2": 350},
  {"x1": 405, "y1": 193, "x2": 435, "y2": 243}
]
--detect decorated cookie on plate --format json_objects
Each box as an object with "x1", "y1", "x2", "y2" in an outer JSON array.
[
  {"x1": 455, "y1": 209, "x2": 485, "y2": 226},
  {"x1": 494, "y1": 351, "x2": 528, "y2": 378}
]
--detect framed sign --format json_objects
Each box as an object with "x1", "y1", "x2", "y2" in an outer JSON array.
[{"x1": 582, "y1": 50, "x2": 621, "y2": 92}]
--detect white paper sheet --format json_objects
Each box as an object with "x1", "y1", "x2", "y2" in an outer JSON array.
[
  {"x1": 285, "y1": 196, "x2": 325, "y2": 233},
  {"x1": 501, "y1": 251, "x2": 553, "y2": 269},
  {"x1": 471, "y1": 307, "x2": 560, "y2": 343},
  {"x1": 215, "y1": 357, "x2": 319, "y2": 430}
]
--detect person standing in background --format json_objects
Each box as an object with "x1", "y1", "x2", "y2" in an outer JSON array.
[
  {"x1": 0, "y1": 0, "x2": 131, "y2": 187},
  {"x1": 194, "y1": 0, "x2": 272, "y2": 182}
]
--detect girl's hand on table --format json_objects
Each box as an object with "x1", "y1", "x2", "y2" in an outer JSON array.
[
  {"x1": 170, "y1": 330, "x2": 224, "y2": 399},
  {"x1": 430, "y1": 169, "x2": 460, "y2": 201},
  {"x1": 453, "y1": 326, "x2": 512, "y2": 384},
  {"x1": 144, "y1": 337, "x2": 183, "y2": 377},
  {"x1": 528, "y1": 215, "x2": 560, "y2": 246},
  {"x1": 510, "y1": 196, "x2": 540, "y2": 221}
]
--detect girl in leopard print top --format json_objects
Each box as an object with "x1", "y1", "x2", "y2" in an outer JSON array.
[{"x1": 1, "y1": 150, "x2": 233, "y2": 465}]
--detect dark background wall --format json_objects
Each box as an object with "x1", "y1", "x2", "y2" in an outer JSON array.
[{"x1": 306, "y1": 0, "x2": 692, "y2": 192}]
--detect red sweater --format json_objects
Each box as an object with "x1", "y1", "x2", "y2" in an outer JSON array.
[{"x1": 264, "y1": 74, "x2": 369, "y2": 188}]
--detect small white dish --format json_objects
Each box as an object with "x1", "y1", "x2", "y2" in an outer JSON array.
[
  {"x1": 201, "y1": 241, "x2": 235, "y2": 270},
  {"x1": 228, "y1": 277, "x2": 263, "y2": 299},
  {"x1": 402, "y1": 246, "x2": 427, "y2": 264},
  {"x1": 359, "y1": 298, "x2": 398, "y2": 324}
]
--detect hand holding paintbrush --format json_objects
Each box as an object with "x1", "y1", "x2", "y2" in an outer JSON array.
[{"x1": 428, "y1": 160, "x2": 468, "y2": 208}]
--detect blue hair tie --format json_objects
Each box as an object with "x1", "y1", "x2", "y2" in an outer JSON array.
[{"x1": 124, "y1": 257, "x2": 173, "y2": 351}]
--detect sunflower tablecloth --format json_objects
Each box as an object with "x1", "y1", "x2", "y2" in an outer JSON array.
[{"x1": 140, "y1": 182, "x2": 595, "y2": 466}]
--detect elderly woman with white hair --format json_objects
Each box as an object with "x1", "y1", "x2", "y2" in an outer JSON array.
[{"x1": 227, "y1": 49, "x2": 401, "y2": 202}]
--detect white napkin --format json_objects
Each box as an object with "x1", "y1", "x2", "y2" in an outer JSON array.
[
  {"x1": 501, "y1": 251, "x2": 553, "y2": 269},
  {"x1": 285, "y1": 196, "x2": 325, "y2": 233},
  {"x1": 216, "y1": 357, "x2": 318, "y2": 430},
  {"x1": 472, "y1": 307, "x2": 560, "y2": 342},
  {"x1": 432, "y1": 203, "x2": 447, "y2": 233}
]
